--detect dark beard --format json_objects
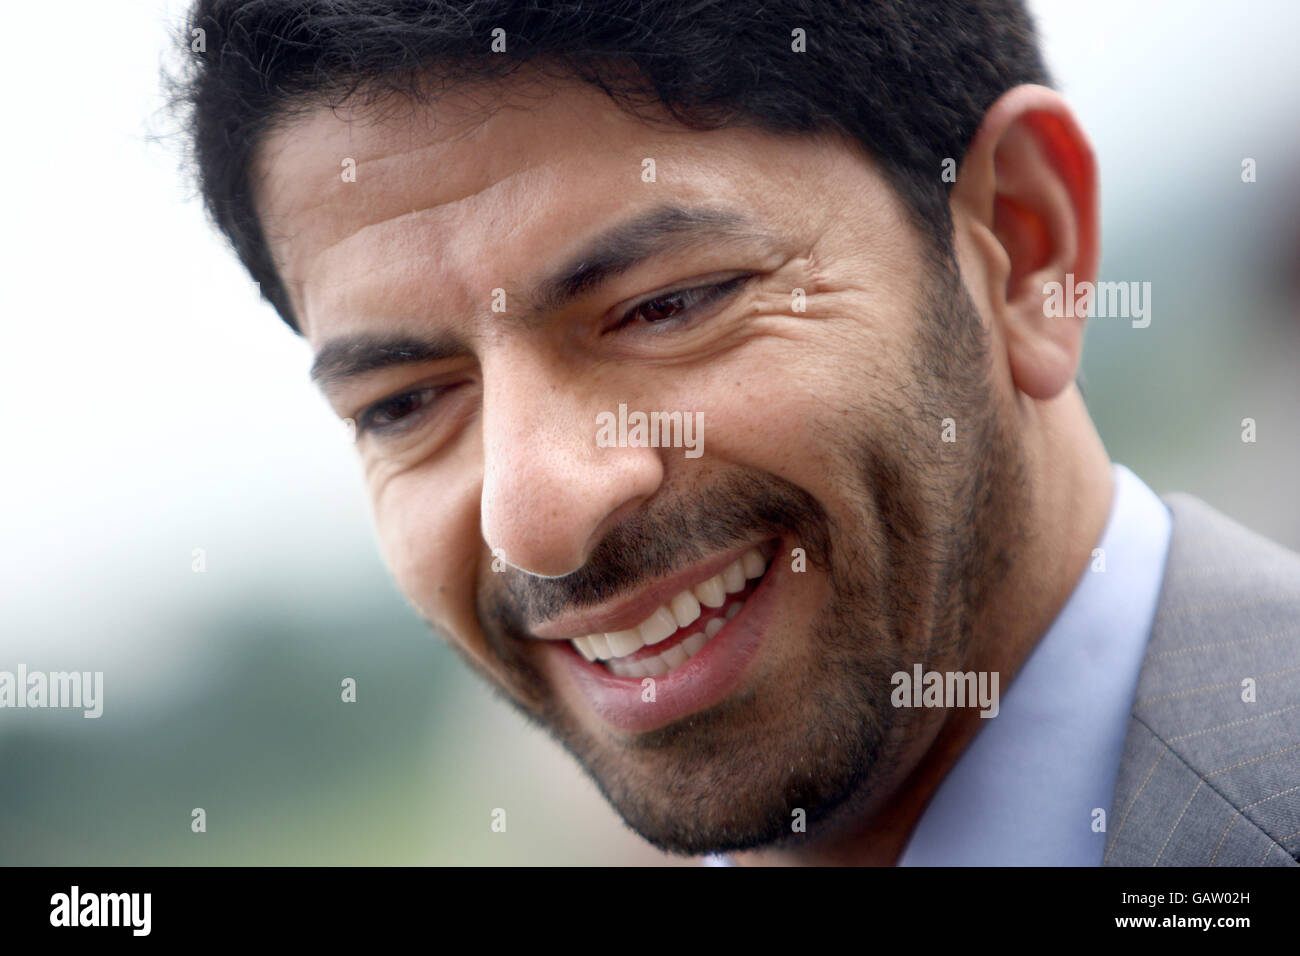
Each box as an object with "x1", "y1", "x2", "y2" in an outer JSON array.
[{"x1": 454, "y1": 261, "x2": 1030, "y2": 856}]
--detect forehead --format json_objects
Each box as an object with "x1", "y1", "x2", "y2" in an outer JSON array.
[{"x1": 251, "y1": 72, "x2": 871, "y2": 344}]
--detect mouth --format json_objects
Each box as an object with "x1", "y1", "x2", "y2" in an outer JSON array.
[
  {"x1": 565, "y1": 545, "x2": 773, "y2": 678},
  {"x1": 529, "y1": 537, "x2": 787, "y2": 733}
]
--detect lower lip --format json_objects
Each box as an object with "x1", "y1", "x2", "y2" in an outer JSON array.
[{"x1": 544, "y1": 547, "x2": 786, "y2": 733}]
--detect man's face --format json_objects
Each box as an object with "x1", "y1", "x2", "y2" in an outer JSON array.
[{"x1": 255, "y1": 74, "x2": 1029, "y2": 854}]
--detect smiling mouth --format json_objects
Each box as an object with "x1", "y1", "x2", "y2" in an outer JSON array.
[{"x1": 563, "y1": 544, "x2": 775, "y2": 678}]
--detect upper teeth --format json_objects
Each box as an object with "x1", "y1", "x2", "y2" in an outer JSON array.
[{"x1": 569, "y1": 547, "x2": 769, "y2": 663}]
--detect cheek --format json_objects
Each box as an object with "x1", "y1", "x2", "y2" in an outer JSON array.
[
  {"x1": 724, "y1": 293, "x2": 915, "y2": 452},
  {"x1": 719, "y1": 372, "x2": 839, "y2": 480},
  {"x1": 372, "y1": 462, "x2": 491, "y2": 662},
  {"x1": 655, "y1": 327, "x2": 864, "y2": 498}
]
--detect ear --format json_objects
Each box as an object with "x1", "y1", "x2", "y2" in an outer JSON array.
[{"x1": 950, "y1": 85, "x2": 1099, "y2": 401}]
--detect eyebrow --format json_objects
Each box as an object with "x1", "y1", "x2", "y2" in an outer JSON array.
[
  {"x1": 310, "y1": 331, "x2": 468, "y2": 397},
  {"x1": 309, "y1": 203, "x2": 771, "y2": 394}
]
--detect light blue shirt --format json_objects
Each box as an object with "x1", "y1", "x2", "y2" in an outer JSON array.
[{"x1": 703, "y1": 463, "x2": 1172, "y2": 866}]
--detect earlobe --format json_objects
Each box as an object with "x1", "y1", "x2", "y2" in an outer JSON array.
[{"x1": 950, "y1": 85, "x2": 1099, "y2": 402}]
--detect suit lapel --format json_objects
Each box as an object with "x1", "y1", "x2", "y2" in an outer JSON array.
[{"x1": 1104, "y1": 494, "x2": 1300, "y2": 866}]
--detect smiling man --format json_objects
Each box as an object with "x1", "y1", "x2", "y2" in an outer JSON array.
[{"x1": 175, "y1": 0, "x2": 1300, "y2": 865}]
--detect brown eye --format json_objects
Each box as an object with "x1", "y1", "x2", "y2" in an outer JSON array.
[
  {"x1": 615, "y1": 275, "x2": 752, "y2": 331},
  {"x1": 373, "y1": 391, "x2": 425, "y2": 424},
  {"x1": 636, "y1": 290, "x2": 695, "y2": 323},
  {"x1": 356, "y1": 387, "x2": 439, "y2": 437}
]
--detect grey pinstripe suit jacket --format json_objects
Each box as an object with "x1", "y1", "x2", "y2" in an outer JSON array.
[{"x1": 1103, "y1": 493, "x2": 1300, "y2": 866}]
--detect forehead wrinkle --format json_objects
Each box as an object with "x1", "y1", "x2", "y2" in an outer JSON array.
[
  {"x1": 257, "y1": 82, "x2": 535, "y2": 199},
  {"x1": 295, "y1": 158, "x2": 547, "y2": 278},
  {"x1": 252, "y1": 90, "x2": 498, "y2": 199},
  {"x1": 292, "y1": 165, "x2": 550, "y2": 333},
  {"x1": 261, "y1": 134, "x2": 483, "y2": 234},
  {"x1": 266, "y1": 153, "x2": 519, "y2": 272},
  {"x1": 258, "y1": 107, "x2": 544, "y2": 278}
]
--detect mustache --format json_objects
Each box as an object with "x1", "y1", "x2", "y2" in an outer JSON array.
[{"x1": 485, "y1": 470, "x2": 833, "y2": 634}]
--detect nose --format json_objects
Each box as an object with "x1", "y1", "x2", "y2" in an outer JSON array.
[{"x1": 478, "y1": 355, "x2": 664, "y2": 579}]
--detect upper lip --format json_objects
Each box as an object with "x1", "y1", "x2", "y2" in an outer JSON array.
[{"x1": 527, "y1": 538, "x2": 777, "y2": 641}]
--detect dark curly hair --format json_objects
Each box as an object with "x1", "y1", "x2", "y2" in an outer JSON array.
[{"x1": 168, "y1": 0, "x2": 1050, "y2": 332}]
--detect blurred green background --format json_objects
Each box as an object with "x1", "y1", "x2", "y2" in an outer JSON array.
[{"x1": 1, "y1": 0, "x2": 1297, "y2": 864}]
